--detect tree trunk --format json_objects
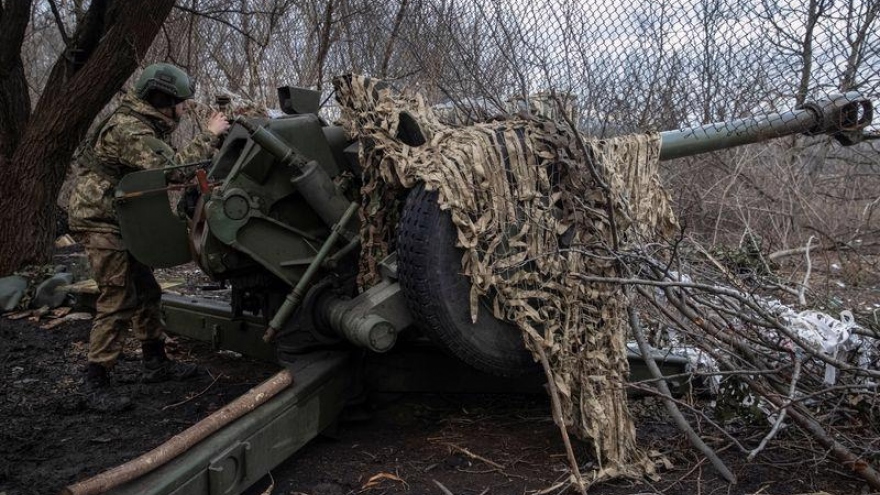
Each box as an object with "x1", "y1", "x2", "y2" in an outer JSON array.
[
  {"x1": 312, "y1": 0, "x2": 339, "y2": 90},
  {"x1": 0, "y1": 1, "x2": 175, "y2": 275},
  {"x1": 380, "y1": 0, "x2": 409, "y2": 78},
  {"x1": 795, "y1": 0, "x2": 828, "y2": 107},
  {"x1": 0, "y1": 0, "x2": 33, "y2": 159}
]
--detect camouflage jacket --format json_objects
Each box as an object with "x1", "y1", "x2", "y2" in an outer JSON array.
[{"x1": 68, "y1": 91, "x2": 218, "y2": 234}]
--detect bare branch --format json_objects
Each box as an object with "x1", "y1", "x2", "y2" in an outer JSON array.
[
  {"x1": 747, "y1": 356, "x2": 801, "y2": 461},
  {"x1": 628, "y1": 306, "x2": 737, "y2": 484},
  {"x1": 47, "y1": 0, "x2": 71, "y2": 46}
]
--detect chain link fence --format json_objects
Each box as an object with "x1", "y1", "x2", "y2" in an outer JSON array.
[
  {"x1": 397, "y1": 0, "x2": 877, "y2": 133},
  {"x1": 161, "y1": 1, "x2": 879, "y2": 134},
  {"x1": 149, "y1": 0, "x2": 880, "y2": 247}
]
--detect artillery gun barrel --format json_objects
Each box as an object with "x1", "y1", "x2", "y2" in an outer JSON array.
[{"x1": 659, "y1": 91, "x2": 873, "y2": 160}]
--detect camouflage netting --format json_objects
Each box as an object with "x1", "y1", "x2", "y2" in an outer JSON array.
[{"x1": 335, "y1": 75, "x2": 678, "y2": 482}]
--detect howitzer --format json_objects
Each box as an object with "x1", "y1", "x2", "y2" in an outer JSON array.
[
  {"x1": 659, "y1": 91, "x2": 873, "y2": 159},
  {"x1": 116, "y1": 87, "x2": 875, "y2": 377}
]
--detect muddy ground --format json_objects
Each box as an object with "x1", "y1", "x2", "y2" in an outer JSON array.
[
  {"x1": 2, "y1": 246, "x2": 876, "y2": 495},
  {"x1": 244, "y1": 392, "x2": 872, "y2": 495},
  {"x1": 1, "y1": 311, "x2": 872, "y2": 495},
  {"x1": 0, "y1": 315, "x2": 277, "y2": 495}
]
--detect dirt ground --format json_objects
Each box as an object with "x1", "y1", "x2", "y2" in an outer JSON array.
[
  {"x1": 1, "y1": 248, "x2": 876, "y2": 495},
  {"x1": 0, "y1": 315, "x2": 277, "y2": 495},
  {"x1": 0, "y1": 312, "x2": 871, "y2": 495},
  {"x1": 245, "y1": 394, "x2": 869, "y2": 495}
]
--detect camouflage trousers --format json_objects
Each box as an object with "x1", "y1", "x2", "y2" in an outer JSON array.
[{"x1": 77, "y1": 232, "x2": 165, "y2": 367}]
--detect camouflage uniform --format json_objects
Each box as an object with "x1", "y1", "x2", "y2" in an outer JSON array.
[{"x1": 69, "y1": 91, "x2": 218, "y2": 368}]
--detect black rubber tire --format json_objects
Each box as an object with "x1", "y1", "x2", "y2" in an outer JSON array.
[{"x1": 397, "y1": 184, "x2": 537, "y2": 377}]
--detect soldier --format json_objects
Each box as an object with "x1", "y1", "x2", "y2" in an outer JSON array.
[{"x1": 68, "y1": 63, "x2": 230, "y2": 410}]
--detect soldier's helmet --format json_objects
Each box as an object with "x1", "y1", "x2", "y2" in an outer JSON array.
[{"x1": 135, "y1": 63, "x2": 196, "y2": 101}]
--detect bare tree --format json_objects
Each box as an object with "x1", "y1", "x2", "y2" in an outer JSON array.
[
  {"x1": 761, "y1": 0, "x2": 832, "y2": 105},
  {"x1": 837, "y1": 0, "x2": 880, "y2": 92},
  {"x1": 0, "y1": 1, "x2": 176, "y2": 275}
]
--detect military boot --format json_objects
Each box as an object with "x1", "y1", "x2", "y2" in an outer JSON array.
[
  {"x1": 84, "y1": 363, "x2": 133, "y2": 412},
  {"x1": 142, "y1": 339, "x2": 199, "y2": 383}
]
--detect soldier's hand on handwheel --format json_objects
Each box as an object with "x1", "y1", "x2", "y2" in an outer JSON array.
[{"x1": 207, "y1": 112, "x2": 231, "y2": 136}]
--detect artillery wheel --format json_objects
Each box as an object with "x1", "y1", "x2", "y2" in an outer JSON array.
[{"x1": 397, "y1": 183, "x2": 537, "y2": 377}]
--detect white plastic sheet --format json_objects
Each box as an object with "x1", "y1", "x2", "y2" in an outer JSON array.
[{"x1": 656, "y1": 271, "x2": 877, "y2": 388}]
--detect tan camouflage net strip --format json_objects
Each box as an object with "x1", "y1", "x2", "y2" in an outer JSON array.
[{"x1": 335, "y1": 75, "x2": 677, "y2": 482}]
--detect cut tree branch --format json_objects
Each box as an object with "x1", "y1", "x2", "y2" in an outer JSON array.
[{"x1": 627, "y1": 305, "x2": 737, "y2": 484}]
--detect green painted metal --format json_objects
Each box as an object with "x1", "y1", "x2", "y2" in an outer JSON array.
[
  {"x1": 277, "y1": 86, "x2": 322, "y2": 115},
  {"x1": 659, "y1": 108, "x2": 817, "y2": 161},
  {"x1": 659, "y1": 92, "x2": 873, "y2": 160},
  {"x1": 106, "y1": 352, "x2": 351, "y2": 495},
  {"x1": 267, "y1": 202, "x2": 360, "y2": 339},
  {"x1": 161, "y1": 294, "x2": 276, "y2": 362},
  {"x1": 115, "y1": 169, "x2": 191, "y2": 268},
  {"x1": 323, "y1": 279, "x2": 411, "y2": 353},
  {"x1": 235, "y1": 118, "x2": 356, "y2": 236},
  {"x1": 234, "y1": 118, "x2": 308, "y2": 171},
  {"x1": 194, "y1": 114, "x2": 351, "y2": 285},
  {"x1": 204, "y1": 200, "x2": 317, "y2": 286},
  {"x1": 160, "y1": 295, "x2": 689, "y2": 395}
]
